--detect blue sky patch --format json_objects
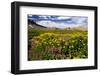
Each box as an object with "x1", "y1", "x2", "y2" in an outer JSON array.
[{"x1": 28, "y1": 15, "x2": 88, "y2": 28}]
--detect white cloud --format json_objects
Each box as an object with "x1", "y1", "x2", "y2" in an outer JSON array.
[
  {"x1": 57, "y1": 16, "x2": 71, "y2": 20},
  {"x1": 36, "y1": 21, "x2": 80, "y2": 29},
  {"x1": 28, "y1": 14, "x2": 33, "y2": 17},
  {"x1": 71, "y1": 17, "x2": 87, "y2": 24},
  {"x1": 38, "y1": 16, "x2": 47, "y2": 19}
]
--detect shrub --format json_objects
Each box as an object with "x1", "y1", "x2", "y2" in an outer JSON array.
[{"x1": 29, "y1": 32, "x2": 88, "y2": 60}]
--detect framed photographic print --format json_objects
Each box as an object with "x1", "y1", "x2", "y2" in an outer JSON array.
[{"x1": 11, "y1": 1, "x2": 98, "y2": 74}]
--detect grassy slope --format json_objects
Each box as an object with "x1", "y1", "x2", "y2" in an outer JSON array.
[{"x1": 28, "y1": 29, "x2": 88, "y2": 60}]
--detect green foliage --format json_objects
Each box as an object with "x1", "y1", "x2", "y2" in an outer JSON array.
[
  {"x1": 28, "y1": 40, "x2": 31, "y2": 50},
  {"x1": 28, "y1": 30, "x2": 40, "y2": 40},
  {"x1": 62, "y1": 36, "x2": 88, "y2": 59},
  {"x1": 28, "y1": 29, "x2": 88, "y2": 60}
]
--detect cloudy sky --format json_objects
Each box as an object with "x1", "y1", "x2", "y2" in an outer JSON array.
[{"x1": 28, "y1": 15, "x2": 88, "y2": 29}]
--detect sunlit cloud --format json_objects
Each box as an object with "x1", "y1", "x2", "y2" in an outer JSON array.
[{"x1": 28, "y1": 15, "x2": 88, "y2": 28}]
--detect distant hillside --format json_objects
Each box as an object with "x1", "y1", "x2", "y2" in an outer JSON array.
[
  {"x1": 28, "y1": 19, "x2": 87, "y2": 31},
  {"x1": 71, "y1": 25, "x2": 87, "y2": 31},
  {"x1": 28, "y1": 19, "x2": 47, "y2": 29}
]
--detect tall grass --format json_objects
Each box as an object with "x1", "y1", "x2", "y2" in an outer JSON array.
[{"x1": 28, "y1": 29, "x2": 88, "y2": 60}]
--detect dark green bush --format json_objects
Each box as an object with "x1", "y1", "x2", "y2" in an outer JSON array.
[{"x1": 62, "y1": 36, "x2": 88, "y2": 59}]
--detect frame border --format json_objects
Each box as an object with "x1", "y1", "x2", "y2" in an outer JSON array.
[{"x1": 11, "y1": 1, "x2": 98, "y2": 74}]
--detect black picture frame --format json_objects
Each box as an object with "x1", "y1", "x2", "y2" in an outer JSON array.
[{"x1": 11, "y1": 1, "x2": 98, "y2": 74}]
